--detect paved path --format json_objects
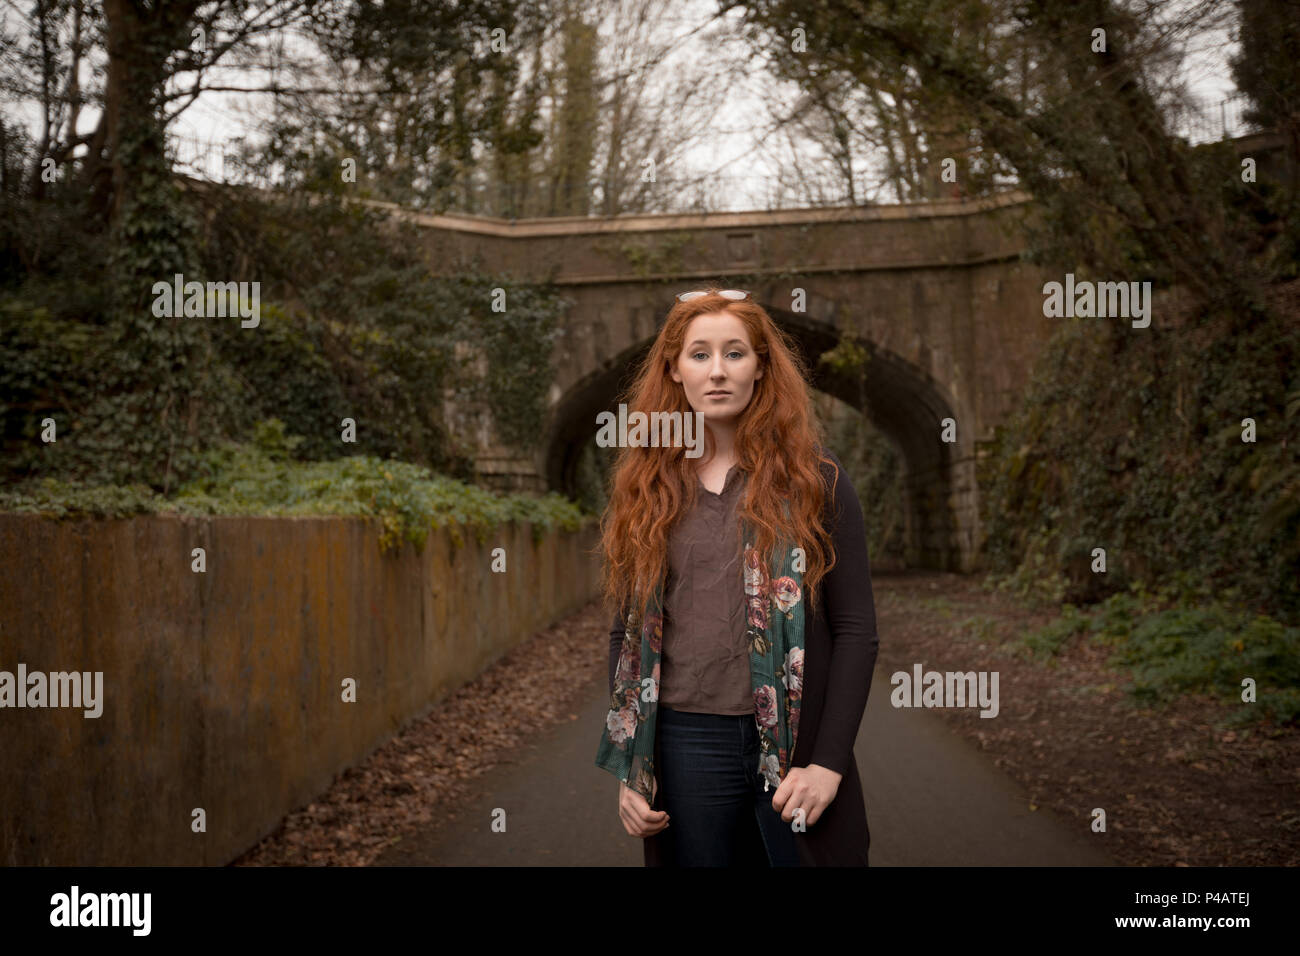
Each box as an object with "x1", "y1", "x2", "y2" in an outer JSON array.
[{"x1": 376, "y1": 663, "x2": 1115, "y2": 866}]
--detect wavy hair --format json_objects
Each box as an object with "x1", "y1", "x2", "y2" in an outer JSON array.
[{"x1": 599, "y1": 288, "x2": 838, "y2": 622}]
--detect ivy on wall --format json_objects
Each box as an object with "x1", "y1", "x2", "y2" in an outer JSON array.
[
  {"x1": 979, "y1": 284, "x2": 1300, "y2": 624},
  {"x1": 0, "y1": 178, "x2": 567, "y2": 491}
]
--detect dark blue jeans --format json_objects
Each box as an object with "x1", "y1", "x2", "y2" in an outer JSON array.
[{"x1": 657, "y1": 704, "x2": 802, "y2": 866}]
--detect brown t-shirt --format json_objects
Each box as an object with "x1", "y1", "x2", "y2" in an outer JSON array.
[{"x1": 658, "y1": 463, "x2": 752, "y2": 715}]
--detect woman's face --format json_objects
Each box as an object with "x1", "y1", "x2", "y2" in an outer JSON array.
[{"x1": 670, "y1": 311, "x2": 763, "y2": 426}]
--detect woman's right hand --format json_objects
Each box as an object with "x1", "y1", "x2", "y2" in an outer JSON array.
[{"x1": 618, "y1": 779, "x2": 670, "y2": 837}]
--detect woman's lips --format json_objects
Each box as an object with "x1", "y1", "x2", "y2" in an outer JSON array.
[{"x1": 705, "y1": 390, "x2": 731, "y2": 398}]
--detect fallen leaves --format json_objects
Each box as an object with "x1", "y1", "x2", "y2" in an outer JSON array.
[{"x1": 230, "y1": 600, "x2": 612, "y2": 867}]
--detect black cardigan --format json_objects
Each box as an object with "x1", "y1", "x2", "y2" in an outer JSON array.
[{"x1": 605, "y1": 449, "x2": 880, "y2": 865}]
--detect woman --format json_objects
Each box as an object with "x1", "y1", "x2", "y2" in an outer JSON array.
[{"x1": 593, "y1": 287, "x2": 880, "y2": 866}]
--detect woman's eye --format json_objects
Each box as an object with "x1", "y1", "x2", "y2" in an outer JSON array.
[
  {"x1": 727, "y1": 351, "x2": 743, "y2": 359},
  {"x1": 692, "y1": 352, "x2": 708, "y2": 361}
]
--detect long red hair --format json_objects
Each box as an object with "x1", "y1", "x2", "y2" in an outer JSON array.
[{"x1": 599, "y1": 289, "x2": 838, "y2": 622}]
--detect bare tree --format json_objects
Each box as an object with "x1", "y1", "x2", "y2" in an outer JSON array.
[{"x1": 733, "y1": 0, "x2": 1275, "y2": 321}]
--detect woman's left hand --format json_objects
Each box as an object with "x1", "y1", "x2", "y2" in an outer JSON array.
[{"x1": 771, "y1": 764, "x2": 841, "y2": 826}]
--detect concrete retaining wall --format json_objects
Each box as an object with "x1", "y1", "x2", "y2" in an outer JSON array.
[{"x1": 0, "y1": 514, "x2": 600, "y2": 865}]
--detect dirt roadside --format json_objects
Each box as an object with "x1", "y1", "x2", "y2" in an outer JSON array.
[{"x1": 874, "y1": 570, "x2": 1300, "y2": 866}]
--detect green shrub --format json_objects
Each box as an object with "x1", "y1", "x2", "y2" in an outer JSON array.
[
  {"x1": 0, "y1": 419, "x2": 589, "y2": 552},
  {"x1": 1019, "y1": 589, "x2": 1300, "y2": 726},
  {"x1": 1110, "y1": 604, "x2": 1300, "y2": 726},
  {"x1": 1021, "y1": 604, "x2": 1089, "y2": 658}
]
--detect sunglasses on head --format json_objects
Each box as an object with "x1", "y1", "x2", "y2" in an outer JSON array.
[{"x1": 676, "y1": 289, "x2": 751, "y2": 302}]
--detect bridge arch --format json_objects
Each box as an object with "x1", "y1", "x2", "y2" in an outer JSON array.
[{"x1": 543, "y1": 298, "x2": 968, "y2": 570}]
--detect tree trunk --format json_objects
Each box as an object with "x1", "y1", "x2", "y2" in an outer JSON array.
[{"x1": 86, "y1": 0, "x2": 202, "y2": 226}]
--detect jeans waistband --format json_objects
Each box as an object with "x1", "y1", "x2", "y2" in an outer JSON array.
[{"x1": 659, "y1": 704, "x2": 753, "y2": 725}]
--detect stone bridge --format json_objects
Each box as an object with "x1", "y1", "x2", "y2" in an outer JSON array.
[
  {"x1": 400, "y1": 190, "x2": 1063, "y2": 571},
  {"x1": 402, "y1": 190, "x2": 1064, "y2": 571}
]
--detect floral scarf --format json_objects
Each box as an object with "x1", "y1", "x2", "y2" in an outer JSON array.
[{"x1": 594, "y1": 525, "x2": 805, "y2": 804}]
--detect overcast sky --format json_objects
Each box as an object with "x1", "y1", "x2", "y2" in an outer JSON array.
[{"x1": 4, "y1": 0, "x2": 1251, "y2": 211}]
